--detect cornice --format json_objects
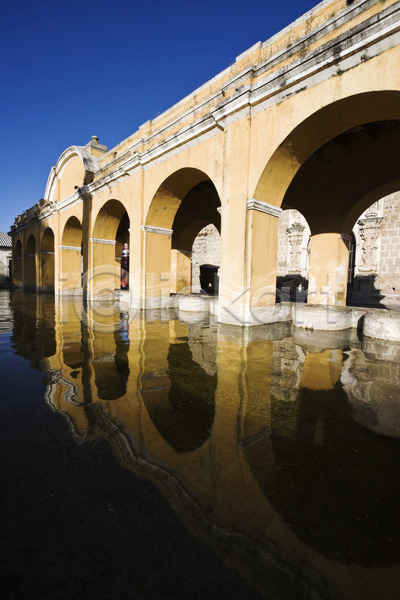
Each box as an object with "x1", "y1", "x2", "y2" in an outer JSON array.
[
  {"x1": 247, "y1": 199, "x2": 282, "y2": 218},
  {"x1": 141, "y1": 225, "x2": 173, "y2": 235}
]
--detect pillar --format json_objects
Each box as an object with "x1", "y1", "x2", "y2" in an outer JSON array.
[
  {"x1": 59, "y1": 245, "x2": 82, "y2": 294},
  {"x1": 307, "y1": 233, "x2": 350, "y2": 306},
  {"x1": 170, "y1": 249, "x2": 191, "y2": 294},
  {"x1": 89, "y1": 237, "x2": 119, "y2": 299},
  {"x1": 244, "y1": 200, "x2": 284, "y2": 324},
  {"x1": 142, "y1": 225, "x2": 173, "y2": 308}
]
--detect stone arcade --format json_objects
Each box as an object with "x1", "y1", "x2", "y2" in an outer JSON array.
[{"x1": 10, "y1": 0, "x2": 400, "y2": 339}]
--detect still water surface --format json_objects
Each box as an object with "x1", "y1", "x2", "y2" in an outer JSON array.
[{"x1": 1, "y1": 290, "x2": 400, "y2": 600}]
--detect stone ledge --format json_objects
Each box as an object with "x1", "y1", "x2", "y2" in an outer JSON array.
[
  {"x1": 292, "y1": 304, "x2": 353, "y2": 331},
  {"x1": 363, "y1": 311, "x2": 400, "y2": 342}
]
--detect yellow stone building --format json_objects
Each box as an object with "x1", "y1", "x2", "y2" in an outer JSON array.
[{"x1": 10, "y1": 0, "x2": 400, "y2": 330}]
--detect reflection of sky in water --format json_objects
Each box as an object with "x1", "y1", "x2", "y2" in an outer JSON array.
[{"x1": 3, "y1": 290, "x2": 400, "y2": 600}]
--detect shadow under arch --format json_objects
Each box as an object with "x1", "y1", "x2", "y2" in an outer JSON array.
[
  {"x1": 253, "y1": 91, "x2": 400, "y2": 216},
  {"x1": 146, "y1": 167, "x2": 221, "y2": 230},
  {"x1": 144, "y1": 167, "x2": 222, "y2": 302},
  {"x1": 283, "y1": 119, "x2": 400, "y2": 236},
  {"x1": 91, "y1": 199, "x2": 130, "y2": 296},
  {"x1": 61, "y1": 216, "x2": 83, "y2": 293},
  {"x1": 40, "y1": 227, "x2": 55, "y2": 292},
  {"x1": 24, "y1": 234, "x2": 37, "y2": 289}
]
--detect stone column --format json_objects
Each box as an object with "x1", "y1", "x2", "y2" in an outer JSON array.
[
  {"x1": 88, "y1": 237, "x2": 118, "y2": 300},
  {"x1": 142, "y1": 225, "x2": 173, "y2": 308},
  {"x1": 240, "y1": 199, "x2": 283, "y2": 324},
  {"x1": 307, "y1": 233, "x2": 350, "y2": 306}
]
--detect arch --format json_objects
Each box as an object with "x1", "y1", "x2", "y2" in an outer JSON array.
[
  {"x1": 44, "y1": 146, "x2": 100, "y2": 204},
  {"x1": 142, "y1": 341, "x2": 216, "y2": 453},
  {"x1": 61, "y1": 217, "x2": 83, "y2": 293},
  {"x1": 40, "y1": 227, "x2": 55, "y2": 292},
  {"x1": 283, "y1": 119, "x2": 400, "y2": 236},
  {"x1": 91, "y1": 200, "x2": 130, "y2": 298},
  {"x1": 347, "y1": 191, "x2": 400, "y2": 309},
  {"x1": 144, "y1": 169, "x2": 221, "y2": 302},
  {"x1": 251, "y1": 91, "x2": 400, "y2": 308},
  {"x1": 253, "y1": 91, "x2": 400, "y2": 214},
  {"x1": 145, "y1": 168, "x2": 217, "y2": 230},
  {"x1": 93, "y1": 328, "x2": 129, "y2": 401},
  {"x1": 24, "y1": 235, "x2": 37, "y2": 289},
  {"x1": 13, "y1": 239, "x2": 23, "y2": 287}
]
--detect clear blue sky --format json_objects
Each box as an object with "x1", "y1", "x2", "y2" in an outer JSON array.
[{"x1": 0, "y1": 0, "x2": 318, "y2": 233}]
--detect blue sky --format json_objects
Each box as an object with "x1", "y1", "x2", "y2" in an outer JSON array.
[{"x1": 0, "y1": 0, "x2": 317, "y2": 233}]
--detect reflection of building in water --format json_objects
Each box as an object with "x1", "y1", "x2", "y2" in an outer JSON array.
[
  {"x1": 187, "y1": 324, "x2": 218, "y2": 376},
  {"x1": 271, "y1": 337, "x2": 305, "y2": 402},
  {"x1": 301, "y1": 349, "x2": 343, "y2": 391},
  {"x1": 341, "y1": 346, "x2": 400, "y2": 438},
  {"x1": 13, "y1": 294, "x2": 400, "y2": 600}
]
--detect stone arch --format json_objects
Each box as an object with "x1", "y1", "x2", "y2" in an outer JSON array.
[
  {"x1": 13, "y1": 239, "x2": 23, "y2": 287},
  {"x1": 251, "y1": 91, "x2": 400, "y2": 309},
  {"x1": 144, "y1": 168, "x2": 221, "y2": 304},
  {"x1": 61, "y1": 217, "x2": 82, "y2": 294},
  {"x1": 44, "y1": 146, "x2": 99, "y2": 204},
  {"x1": 92, "y1": 327, "x2": 129, "y2": 401},
  {"x1": 347, "y1": 191, "x2": 400, "y2": 309},
  {"x1": 253, "y1": 91, "x2": 400, "y2": 215},
  {"x1": 24, "y1": 235, "x2": 37, "y2": 289},
  {"x1": 40, "y1": 227, "x2": 55, "y2": 292},
  {"x1": 91, "y1": 200, "x2": 130, "y2": 298}
]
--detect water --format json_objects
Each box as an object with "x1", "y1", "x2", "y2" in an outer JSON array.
[{"x1": 1, "y1": 290, "x2": 400, "y2": 600}]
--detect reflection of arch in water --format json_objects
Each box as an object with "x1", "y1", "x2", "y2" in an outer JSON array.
[
  {"x1": 93, "y1": 326, "x2": 130, "y2": 401},
  {"x1": 10, "y1": 294, "x2": 56, "y2": 369},
  {"x1": 142, "y1": 343, "x2": 216, "y2": 453},
  {"x1": 243, "y1": 377, "x2": 400, "y2": 567}
]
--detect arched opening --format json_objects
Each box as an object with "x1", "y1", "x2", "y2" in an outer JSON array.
[
  {"x1": 61, "y1": 217, "x2": 83, "y2": 294},
  {"x1": 282, "y1": 119, "x2": 400, "y2": 306},
  {"x1": 252, "y1": 92, "x2": 400, "y2": 309},
  {"x1": 24, "y1": 235, "x2": 36, "y2": 289},
  {"x1": 141, "y1": 332, "x2": 216, "y2": 453},
  {"x1": 92, "y1": 325, "x2": 130, "y2": 401},
  {"x1": 40, "y1": 228, "x2": 55, "y2": 292},
  {"x1": 347, "y1": 191, "x2": 400, "y2": 309},
  {"x1": 13, "y1": 240, "x2": 23, "y2": 287},
  {"x1": 91, "y1": 200, "x2": 130, "y2": 298},
  {"x1": 144, "y1": 169, "x2": 221, "y2": 306}
]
